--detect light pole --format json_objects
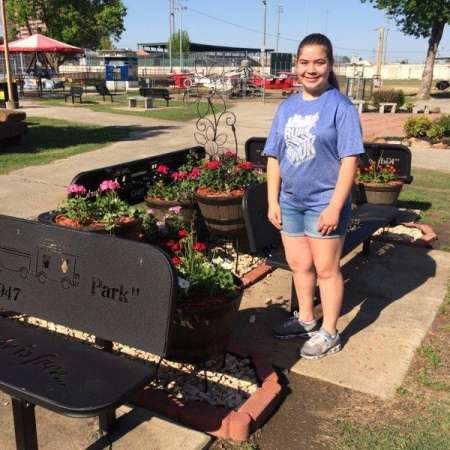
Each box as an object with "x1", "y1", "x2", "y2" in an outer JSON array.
[
  {"x1": 0, "y1": 0, "x2": 18, "y2": 108},
  {"x1": 176, "y1": 0, "x2": 187, "y2": 72},
  {"x1": 261, "y1": 0, "x2": 267, "y2": 73},
  {"x1": 168, "y1": 0, "x2": 173, "y2": 73},
  {"x1": 276, "y1": 5, "x2": 283, "y2": 53}
]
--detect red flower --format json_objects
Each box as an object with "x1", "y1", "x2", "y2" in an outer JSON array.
[
  {"x1": 225, "y1": 150, "x2": 237, "y2": 158},
  {"x1": 193, "y1": 242, "x2": 207, "y2": 252},
  {"x1": 156, "y1": 164, "x2": 169, "y2": 175},
  {"x1": 162, "y1": 239, "x2": 181, "y2": 252},
  {"x1": 238, "y1": 161, "x2": 253, "y2": 171},
  {"x1": 171, "y1": 171, "x2": 186, "y2": 181},
  {"x1": 171, "y1": 256, "x2": 182, "y2": 266},
  {"x1": 205, "y1": 160, "x2": 221, "y2": 170},
  {"x1": 178, "y1": 229, "x2": 189, "y2": 238},
  {"x1": 188, "y1": 167, "x2": 201, "y2": 179}
]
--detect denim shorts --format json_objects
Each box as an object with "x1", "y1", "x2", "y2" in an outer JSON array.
[{"x1": 280, "y1": 201, "x2": 351, "y2": 239}]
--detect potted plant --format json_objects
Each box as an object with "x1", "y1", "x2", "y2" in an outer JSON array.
[
  {"x1": 142, "y1": 207, "x2": 243, "y2": 362},
  {"x1": 356, "y1": 158, "x2": 404, "y2": 205},
  {"x1": 194, "y1": 150, "x2": 264, "y2": 234},
  {"x1": 55, "y1": 180, "x2": 142, "y2": 234},
  {"x1": 145, "y1": 152, "x2": 202, "y2": 224}
]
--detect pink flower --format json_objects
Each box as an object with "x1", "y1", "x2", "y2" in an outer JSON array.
[
  {"x1": 171, "y1": 171, "x2": 187, "y2": 181},
  {"x1": 188, "y1": 167, "x2": 201, "y2": 179},
  {"x1": 193, "y1": 242, "x2": 206, "y2": 252},
  {"x1": 66, "y1": 184, "x2": 86, "y2": 195},
  {"x1": 156, "y1": 164, "x2": 169, "y2": 175},
  {"x1": 205, "y1": 160, "x2": 221, "y2": 170},
  {"x1": 169, "y1": 206, "x2": 182, "y2": 214},
  {"x1": 99, "y1": 180, "x2": 120, "y2": 192},
  {"x1": 225, "y1": 150, "x2": 237, "y2": 158},
  {"x1": 147, "y1": 208, "x2": 155, "y2": 215},
  {"x1": 238, "y1": 161, "x2": 253, "y2": 171}
]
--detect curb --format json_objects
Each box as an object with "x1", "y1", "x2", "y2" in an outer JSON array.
[
  {"x1": 375, "y1": 221, "x2": 438, "y2": 248},
  {"x1": 131, "y1": 345, "x2": 282, "y2": 441}
]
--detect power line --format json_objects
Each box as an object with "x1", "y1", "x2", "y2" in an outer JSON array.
[{"x1": 185, "y1": 6, "x2": 430, "y2": 56}]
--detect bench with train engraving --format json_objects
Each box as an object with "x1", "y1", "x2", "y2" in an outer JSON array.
[{"x1": 0, "y1": 215, "x2": 177, "y2": 450}]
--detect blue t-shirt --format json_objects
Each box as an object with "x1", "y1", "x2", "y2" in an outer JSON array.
[{"x1": 262, "y1": 87, "x2": 365, "y2": 212}]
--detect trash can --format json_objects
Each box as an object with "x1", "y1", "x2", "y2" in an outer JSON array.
[{"x1": 0, "y1": 82, "x2": 19, "y2": 108}]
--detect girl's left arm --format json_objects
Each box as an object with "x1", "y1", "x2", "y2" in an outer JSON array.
[{"x1": 318, "y1": 156, "x2": 359, "y2": 235}]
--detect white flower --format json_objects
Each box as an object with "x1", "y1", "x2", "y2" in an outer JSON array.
[
  {"x1": 177, "y1": 277, "x2": 191, "y2": 290},
  {"x1": 212, "y1": 256, "x2": 233, "y2": 270}
]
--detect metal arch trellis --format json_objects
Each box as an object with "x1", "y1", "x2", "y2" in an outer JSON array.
[{"x1": 183, "y1": 58, "x2": 238, "y2": 161}]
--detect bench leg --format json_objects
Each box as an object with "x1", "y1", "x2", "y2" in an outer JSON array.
[
  {"x1": 362, "y1": 239, "x2": 371, "y2": 256},
  {"x1": 99, "y1": 409, "x2": 116, "y2": 435},
  {"x1": 12, "y1": 398, "x2": 38, "y2": 450}
]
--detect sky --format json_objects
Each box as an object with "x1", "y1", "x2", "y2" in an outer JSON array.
[{"x1": 117, "y1": 0, "x2": 450, "y2": 63}]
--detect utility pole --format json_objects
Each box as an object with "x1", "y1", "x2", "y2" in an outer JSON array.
[
  {"x1": 261, "y1": 0, "x2": 267, "y2": 73},
  {"x1": 168, "y1": 0, "x2": 173, "y2": 73},
  {"x1": 383, "y1": 27, "x2": 389, "y2": 65},
  {"x1": 276, "y1": 5, "x2": 283, "y2": 53},
  {"x1": 375, "y1": 26, "x2": 385, "y2": 84},
  {"x1": 176, "y1": 0, "x2": 187, "y2": 72},
  {"x1": 0, "y1": 0, "x2": 18, "y2": 109}
]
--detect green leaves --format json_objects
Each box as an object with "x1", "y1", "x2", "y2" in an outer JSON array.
[{"x1": 6, "y1": 0, "x2": 127, "y2": 50}]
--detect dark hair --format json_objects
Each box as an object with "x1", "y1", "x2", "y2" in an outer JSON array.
[{"x1": 296, "y1": 33, "x2": 339, "y2": 90}]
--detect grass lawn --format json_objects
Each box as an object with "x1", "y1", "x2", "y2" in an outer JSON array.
[
  {"x1": 0, "y1": 116, "x2": 135, "y2": 175},
  {"x1": 35, "y1": 93, "x2": 231, "y2": 122},
  {"x1": 398, "y1": 168, "x2": 450, "y2": 227}
]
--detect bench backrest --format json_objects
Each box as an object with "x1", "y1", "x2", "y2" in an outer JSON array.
[
  {"x1": 0, "y1": 215, "x2": 176, "y2": 356},
  {"x1": 95, "y1": 82, "x2": 110, "y2": 95},
  {"x1": 245, "y1": 137, "x2": 413, "y2": 184},
  {"x1": 70, "y1": 86, "x2": 83, "y2": 96},
  {"x1": 70, "y1": 147, "x2": 205, "y2": 204},
  {"x1": 139, "y1": 87, "x2": 170, "y2": 99}
]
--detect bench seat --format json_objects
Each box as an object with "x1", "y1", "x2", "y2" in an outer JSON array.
[{"x1": 0, "y1": 316, "x2": 155, "y2": 417}]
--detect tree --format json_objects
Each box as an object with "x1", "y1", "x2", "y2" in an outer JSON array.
[
  {"x1": 169, "y1": 30, "x2": 190, "y2": 58},
  {"x1": 6, "y1": 1, "x2": 126, "y2": 61},
  {"x1": 361, "y1": 0, "x2": 450, "y2": 99}
]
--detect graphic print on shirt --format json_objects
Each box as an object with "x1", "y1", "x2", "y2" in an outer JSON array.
[{"x1": 284, "y1": 113, "x2": 319, "y2": 166}]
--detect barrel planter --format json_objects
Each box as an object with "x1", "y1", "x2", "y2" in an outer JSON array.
[
  {"x1": 358, "y1": 181, "x2": 404, "y2": 205},
  {"x1": 144, "y1": 196, "x2": 198, "y2": 223},
  {"x1": 195, "y1": 188, "x2": 245, "y2": 235},
  {"x1": 168, "y1": 280, "x2": 244, "y2": 363}
]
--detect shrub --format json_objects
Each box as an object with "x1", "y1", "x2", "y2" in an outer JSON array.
[
  {"x1": 426, "y1": 123, "x2": 445, "y2": 142},
  {"x1": 432, "y1": 114, "x2": 450, "y2": 137},
  {"x1": 372, "y1": 89, "x2": 405, "y2": 108},
  {"x1": 404, "y1": 116, "x2": 432, "y2": 138}
]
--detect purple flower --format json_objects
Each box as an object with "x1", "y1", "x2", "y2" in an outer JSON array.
[
  {"x1": 99, "y1": 179, "x2": 121, "y2": 192},
  {"x1": 66, "y1": 184, "x2": 86, "y2": 195},
  {"x1": 168, "y1": 206, "x2": 182, "y2": 214}
]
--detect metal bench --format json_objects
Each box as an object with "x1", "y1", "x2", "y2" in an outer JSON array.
[
  {"x1": 63, "y1": 86, "x2": 83, "y2": 104},
  {"x1": 0, "y1": 214, "x2": 177, "y2": 450},
  {"x1": 95, "y1": 82, "x2": 120, "y2": 102},
  {"x1": 139, "y1": 87, "x2": 174, "y2": 107}
]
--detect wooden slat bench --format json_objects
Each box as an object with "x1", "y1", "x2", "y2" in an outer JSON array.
[{"x1": 0, "y1": 215, "x2": 177, "y2": 449}]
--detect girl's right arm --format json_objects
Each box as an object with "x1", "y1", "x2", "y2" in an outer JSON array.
[{"x1": 267, "y1": 157, "x2": 282, "y2": 230}]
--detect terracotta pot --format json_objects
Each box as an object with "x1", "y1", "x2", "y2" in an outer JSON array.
[
  {"x1": 168, "y1": 280, "x2": 244, "y2": 363},
  {"x1": 358, "y1": 181, "x2": 404, "y2": 205},
  {"x1": 54, "y1": 214, "x2": 142, "y2": 238},
  {"x1": 195, "y1": 188, "x2": 245, "y2": 235}
]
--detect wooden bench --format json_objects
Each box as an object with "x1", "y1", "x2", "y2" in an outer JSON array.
[
  {"x1": 379, "y1": 102, "x2": 397, "y2": 114},
  {"x1": 0, "y1": 215, "x2": 177, "y2": 449},
  {"x1": 95, "y1": 82, "x2": 120, "y2": 102},
  {"x1": 243, "y1": 137, "x2": 414, "y2": 312},
  {"x1": 64, "y1": 86, "x2": 83, "y2": 104},
  {"x1": 139, "y1": 87, "x2": 173, "y2": 107}
]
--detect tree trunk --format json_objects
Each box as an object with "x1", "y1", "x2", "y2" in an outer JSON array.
[{"x1": 416, "y1": 21, "x2": 445, "y2": 100}]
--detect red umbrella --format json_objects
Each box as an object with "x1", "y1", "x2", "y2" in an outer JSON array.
[{"x1": 0, "y1": 33, "x2": 84, "y2": 54}]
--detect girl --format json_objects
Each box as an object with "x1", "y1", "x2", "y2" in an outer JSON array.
[{"x1": 262, "y1": 33, "x2": 364, "y2": 359}]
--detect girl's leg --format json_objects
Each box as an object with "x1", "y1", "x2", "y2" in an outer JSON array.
[
  {"x1": 307, "y1": 236, "x2": 345, "y2": 335},
  {"x1": 281, "y1": 234, "x2": 316, "y2": 322}
]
